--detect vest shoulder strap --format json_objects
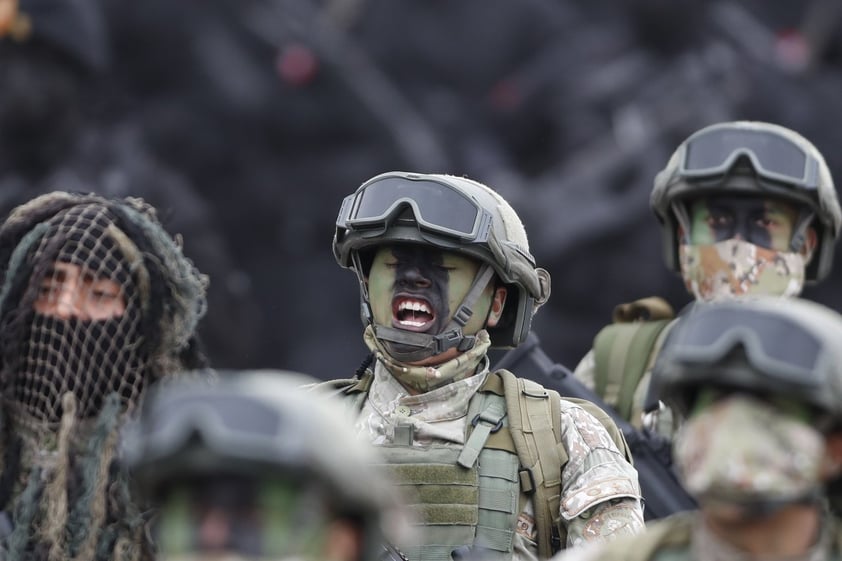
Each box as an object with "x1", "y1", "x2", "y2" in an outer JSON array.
[
  {"x1": 494, "y1": 369, "x2": 567, "y2": 558},
  {"x1": 593, "y1": 297, "x2": 676, "y2": 422}
]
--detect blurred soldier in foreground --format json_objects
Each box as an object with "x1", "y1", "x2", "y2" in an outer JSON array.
[
  {"x1": 124, "y1": 370, "x2": 410, "y2": 561},
  {"x1": 553, "y1": 295, "x2": 842, "y2": 561},
  {"x1": 572, "y1": 120, "x2": 842, "y2": 434},
  {"x1": 321, "y1": 171, "x2": 643, "y2": 560},
  {"x1": 0, "y1": 192, "x2": 207, "y2": 560}
]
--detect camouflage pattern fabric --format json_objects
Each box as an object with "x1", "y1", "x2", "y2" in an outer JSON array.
[
  {"x1": 547, "y1": 509, "x2": 837, "y2": 561},
  {"x1": 364, "y1": 325, "x2": 492, "y2": 397},
  {"x1": 357, "y1": 344, "x2": 643, "y2": 558},
  {"x1": 679, "y1": 239, "x2": 805, "y2": 301},
  {"x1": 673, "y1": 395, "x2": 825, "y2": 509}
]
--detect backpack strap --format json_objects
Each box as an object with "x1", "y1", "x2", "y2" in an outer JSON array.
[
  {"x1": 495, "y1": 369, "x2": 568, "y2": 558},
  {"x1": 593, "y1": 297, "x2": 676, "y2": 422}
]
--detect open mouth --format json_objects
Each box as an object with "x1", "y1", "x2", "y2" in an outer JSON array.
[{"x1": 392, "y1": 296, "x2": 436, "y2": 332}]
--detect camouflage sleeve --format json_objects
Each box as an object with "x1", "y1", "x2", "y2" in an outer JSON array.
[
  {"x1": 558, "y1": 400, "x2": 644, "y2": 547},
  {"x1": 572, "y1": 349, "x2": 597, "y2": 391}
]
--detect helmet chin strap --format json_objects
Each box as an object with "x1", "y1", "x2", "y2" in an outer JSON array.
[
  {"x1": 789, "y1": 209, "x2": 816, "y2": 254},
  {"x1": 369, "y1": 263, "x2": 497, "y2": 363}
]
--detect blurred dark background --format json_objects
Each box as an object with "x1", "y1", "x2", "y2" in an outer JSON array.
[{"x1": 3, "y1": 0, "x2": 841, "y2": 379}]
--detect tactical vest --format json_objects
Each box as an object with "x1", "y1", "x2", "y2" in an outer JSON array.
[
  {"x1": 318, "y1": 368, "x2": 633, "y2": 560},
  {"x1": 592, "y1": 297, "x2": 676, "y2": 423}
]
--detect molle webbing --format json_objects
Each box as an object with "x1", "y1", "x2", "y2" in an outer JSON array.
[{"x1": 377, "y1": 446, "x2": 520, "y2": 561}]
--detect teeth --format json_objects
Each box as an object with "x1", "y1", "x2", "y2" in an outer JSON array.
[
  {"x1": 399, "y1": 319, "x2": 427, "y2": 327},
  {"x1": 399, "y1": 300, "x2": 430, "y2": 314}
]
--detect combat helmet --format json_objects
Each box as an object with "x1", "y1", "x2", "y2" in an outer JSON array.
[
  {"x1": 333, "y1": 171, "x2": 551, "y2": 356},
  {"x1": 651, "y1": 121, "x2": 842, "y2": 282},
  {"x1": 123, "y1": 370, "x2": 408, "y2": 561},
  {"x1": 654, "y1": 296, "x2": 842, "y2": 426}
]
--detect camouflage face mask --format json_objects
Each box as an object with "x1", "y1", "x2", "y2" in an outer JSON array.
[
  {"x1": 679, "y1": 239, "x2": 806, "y2": 301},
  {"x1": 674, "y1": 394, "x2": 825, "y2": 515}
]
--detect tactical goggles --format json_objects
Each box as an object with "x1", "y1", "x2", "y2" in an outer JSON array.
[
  {"x1": 337, "y1": 175, "x2": 493, "y2": 242},
  {"x1": 130, "y1": 389, "x2": 303, "y2": 467},
  {"x1": 678, "y1": 126, "x2": 821, "y2": 190},
  {"x1": 667, "y1": 305, "x2": 828, "y2": 388}
]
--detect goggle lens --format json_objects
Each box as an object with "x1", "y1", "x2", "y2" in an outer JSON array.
[
  {"x1": 344, "y1": 176, "x2": 482, "y2": 239},
  {"x1": 669, "y1": 306, "x2": 823, "y2": 385},
  {"x1": 145, "y1": 393, "x2": 283, "y2": 440},
  {"x1": 682, "y1": 127, "x2": 814, "y2": 188}
]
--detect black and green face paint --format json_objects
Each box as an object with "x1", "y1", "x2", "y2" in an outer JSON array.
[
  {"x1": 368, "y1": 244, "x2": 493, "y2": 342},
  {"x1": 687, "y1": 195, "x2": 800, "y2": 252}
]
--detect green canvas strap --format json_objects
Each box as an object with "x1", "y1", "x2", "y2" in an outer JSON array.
[
  {"x1": 592, "y1": 297, "x2": 675, "y2": 422},
  {"x1": 458, "y1": 391, "x2": 507, "y2": 468},
  {"x1": 497, "y1": 369, "x2": 567, "y2": 558}
]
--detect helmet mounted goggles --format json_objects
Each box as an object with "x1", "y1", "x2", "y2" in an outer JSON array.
[
  {"x1": 655, "y1": 302, "x2": 838, "y2": 418},
  {"x1": 651, "y1": 121, "x2": 842, "y2": 282},
  {"x1": 336, "y1": 174, "x2": 494, "y2": 244},
  {"x1": 334, "y1": 172, "x2": 550, "y2": 352},
  {"x1": 676, "y1": 125, "x2": 822, "y2": 190}
]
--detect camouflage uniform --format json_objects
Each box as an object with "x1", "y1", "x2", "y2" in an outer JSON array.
[
  {"x1": 573, "y1": 121, "x2": 842, "y2": 437},
  {"x1": 554, "y1": 296, "x2": 842, "y2": 561},
  {"x1": 326, "y1": 171, "x2": 644, "y2": 560},
  {"x1": 358, "y1": 329, "x2": 643, "y2": 558}
]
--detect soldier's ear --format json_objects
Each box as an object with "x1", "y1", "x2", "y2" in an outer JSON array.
[
  {"x1": 799, "y1": 227, "x2": 818, "y2": 262},
  {"x1": 821, "y1": 431, "x2": 842, "y2": 479},
  {"x1": 485, "y1": 286, "x2": 507, "y2": 328}
]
